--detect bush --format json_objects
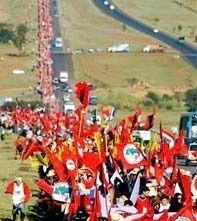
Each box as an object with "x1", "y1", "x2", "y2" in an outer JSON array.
[
  {"x1": 142, "y1": 99, "x2": 154, "y2": 107},
  {"x1": 185, "y1": 87, "x2": 197, "y2": 111},
  {"x1": 146, "y1": 91, "x2": 160, "y2": 104},
  {"x1": 162, "y1": 94, "x2": 172, "y2": 101}
]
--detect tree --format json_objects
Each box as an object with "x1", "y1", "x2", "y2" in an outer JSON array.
[
  {"x1": 185, "y1": 87, "x2": 197, "y2": 111},
  {"x1": 12, "y1": 24, "x2": 28, "y2": 53},
  {"x1": 0, "y1": 23, "x2": 14, "y2": 43}
]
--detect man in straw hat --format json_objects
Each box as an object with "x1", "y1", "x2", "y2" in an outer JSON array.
[{"x1": 5, "y1": 177, "x2": 31, "y2": 221}]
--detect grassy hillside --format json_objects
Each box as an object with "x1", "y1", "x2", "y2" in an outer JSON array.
[
  {"x1": 113, "y1": 0, "x2": 197, "y2": 44},
  {"x1": 0, "y1": 0, "x2": 39, "y2": 101}
]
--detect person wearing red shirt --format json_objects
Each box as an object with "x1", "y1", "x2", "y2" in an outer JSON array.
[
  {"x1": 5, "y1": 177, "x2": 31, "y2": 221},
  {"x1": 135, "y1": 186, "x2": 150, "y2": 214}
]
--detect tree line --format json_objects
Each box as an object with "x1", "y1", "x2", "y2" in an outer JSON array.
[{"x1": 0, "y1": 23, "x2": 28, "y2": 53}]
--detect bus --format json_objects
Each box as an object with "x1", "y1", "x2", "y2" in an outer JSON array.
[{"x1": 179, "y1": 112, "x2": 197, "y2": 145}]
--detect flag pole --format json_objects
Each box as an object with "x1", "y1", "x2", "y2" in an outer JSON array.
[{"x1": 78, "y1": 108, "x2": 84, "y2": 138}]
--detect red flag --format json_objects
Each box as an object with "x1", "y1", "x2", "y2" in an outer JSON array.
[
  {"x1": 35, "y1": 179, "x2": 53, "y2": 195},
  {"x1": 22, "y1": 140, "x2": 40, "y2": 160},
  {"x1": 173, "y1": 132, "x2": 187, "y2": 156},
  {"x1": 155, "y1": 212, "x2": 168, "y2": 221},
  {"x1": 75, "y1": 81, "x2": 90, "y2": 108},
  {"x1": 82, "y1": 152, "x2": 102, "y2": 173},
  {"x1": 40, "y1": 146, "x2": 67, "y2": 181},
  {"x1": 177, "y1": 171, "x2": 192, "y2": 203},
  {"x1": 131, "y1": 106, "x2": 142, "y2": 130},
  {"x1": 160, "y1": 124, "x2": 175, "y2": 149},
  {"x1": 169, "y1": 204, "x2": 196, "y2": 221},
  {"x1": 144, "y1": 106, "x2": 156, "y2": 130},
  {"x1": 117, "y1": 143, "x2": 147, "y2": 170}
]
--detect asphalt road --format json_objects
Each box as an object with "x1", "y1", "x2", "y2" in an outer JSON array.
[
  {"x1": 50, "y1": 0, "x2": 74, "y2": 111},
  {"x1": 93, "y1": 0, "x2": 197, "y2": 68}
]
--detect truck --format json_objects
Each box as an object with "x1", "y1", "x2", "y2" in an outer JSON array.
[
  {"x1": 179, "y1": 111, "x2": 197, "y2": 145},
  {"x1": 142, "y1": 45, "x2": 164, "y2": 53},
  {"x1": 59, "y1": 72, "x2": 68, "y2": 83},
  {"x1": 108, "y1": 43, "x2": 130, "y2": 53}
]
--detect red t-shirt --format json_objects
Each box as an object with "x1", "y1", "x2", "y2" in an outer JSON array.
[{"x1": 135, "y1": 196, "x2": 150, "y2": 213}]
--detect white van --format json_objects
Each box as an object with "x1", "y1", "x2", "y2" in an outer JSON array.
[
  {"x1": 64, "y1": 103, "x2": 75, "y2": 114},
  {"x1": 54, "y1": 37, "x2": 63, "y2": 48},
  {"x1": 59, "y1": 72, "x2": 68, "y2": 83}
]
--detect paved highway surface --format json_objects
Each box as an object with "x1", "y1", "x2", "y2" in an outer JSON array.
[
  {"x1": 50, "y1": 0, "x2": 74, "y2": 110},
  {"x1": 93, "y1": 0, "x2": 197, "y2": 68}
]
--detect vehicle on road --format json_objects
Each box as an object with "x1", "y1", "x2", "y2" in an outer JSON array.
[
  {"x1": 108, "y1": 43, "x2": 130, "y2": 53},
  {"x1": 153, "y1": 29, "x2": 159, "y2": 33},
  {"x1": 63, "y1": 102, "x2": 75, "y2": 114},
  {"x1": 177, "y1": 36, "x2": 185, "y2": 44},
  {"x1": 59, "y1": 71, "x2": 68, "y2": 83},
  {"x1": 54, "y1": 37, "x2": 63, "y2": 48},
  {"x1": 179, "y1": 112, "x2": 197, "y2": 145},
  {"x1": 142, "y1": 45, "x2": 164, "y2": 53},
  {"x1": 110, "y1": 4, "x2": 115, "y2": 10},
  {"x1": 104, "y1": 1, "x2": 109, "y2": 5},
  {"x1": 63, "y1": 94, "x2": 70, "y2": 102},
  {"x1": 89, "y1": 96, "x2": 98, "y2": 105},
  {"x1": 52, "y1": 77, "x2": 59, "y2": 85},
  {"x1": 185, "y1": 142, "x2": 197, "y2": 166}
]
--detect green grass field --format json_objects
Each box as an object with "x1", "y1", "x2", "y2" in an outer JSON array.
[
  {"x1": 0, "y1": 0, "x2": 38, "y2": 101},
  {"x1": 61, "y1": 0, "x2": 197, "y2": 127},
  {"x1": 113, "y1": 0, "x2": 197, "y2": 44}
]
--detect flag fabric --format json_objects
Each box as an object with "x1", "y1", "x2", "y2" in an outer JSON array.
[
  {"x1": 160, "y1": 124, "x2": 175, "y2": 149},
  {"x1": 22, "y1": 141, "x2": 40, "y2": 160},
  {"x1": 191, "y1": 174, "x2": 197, "y2": 200},
  {"x1": 75, "y1": 81, "x2": 90, "y2": 108},
  {"x1": 82, "y1": 152, "x2": 102, "y2": 173},
  {"x1": 155, "y1": 212, "x2": 168, "y2": 221},
  {"x1": 144, "y1": 106, "x2": 156, "y2": 130},
  {"x1": 117, "y1": 143, "x2": 147, "y2": 169},
  {"x1": 109, "y1": 106, "x2": 116, "y2": 121},
  {"x1": 40, "y1": 146, "x2": 67, "y2": 181},
  {"x1": 35, "y1": 179, "x2": 53, "y2": 195},
  {"x1": 168, "y1": 204, "x2": 196, "y2": 221},
  {"x1": 129, "y1": 172, "x2": 141, "y2": 205},
  {"x1": 173, "y1": 132, "x2": 187, "y2": 156}
]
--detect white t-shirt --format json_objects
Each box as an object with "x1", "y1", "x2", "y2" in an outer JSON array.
[{"x1": 12, "y1": 183, "x2": 25, "y2": 205}]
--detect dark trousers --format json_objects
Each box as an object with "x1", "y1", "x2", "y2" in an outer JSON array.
[{"x1": 12, "y1": 203, "x2": 25, "y2": 221}]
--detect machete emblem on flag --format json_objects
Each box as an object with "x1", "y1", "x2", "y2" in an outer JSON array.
[
  {"x1": 123, "y1": 144, "x2": 143, "y2": 164},
  {"x1": 66, "y1": 159, "x2": 76, "y2": 171}
]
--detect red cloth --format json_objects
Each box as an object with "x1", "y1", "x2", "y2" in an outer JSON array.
[
  {"x1": 5, "y1": 181, "x2": 31, "y2": 202},
  {"x1": 75, "y1": 81, "x2": 90, "y2": 108},
  {"x1": 135, "y1": 196, "x2": 150, "y2": 214},
  {"x1": 35, "y1": 179, "x2": 53, "y2": 195}
]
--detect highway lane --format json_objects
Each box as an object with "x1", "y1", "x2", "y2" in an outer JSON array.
[
  {"x1": 93, "y1": 0, "x2": 197, "y2": 68},
  {"x1": 50, "y1": 0, "x2": 74, "y2": 110}
]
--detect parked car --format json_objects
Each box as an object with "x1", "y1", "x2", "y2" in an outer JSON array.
[
  {"x1": 185, "y1": 143, "x2": 197, "y2": 166},
  {"x1": 89, "y1": 96, "x2": 98, "y2": 105}
]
